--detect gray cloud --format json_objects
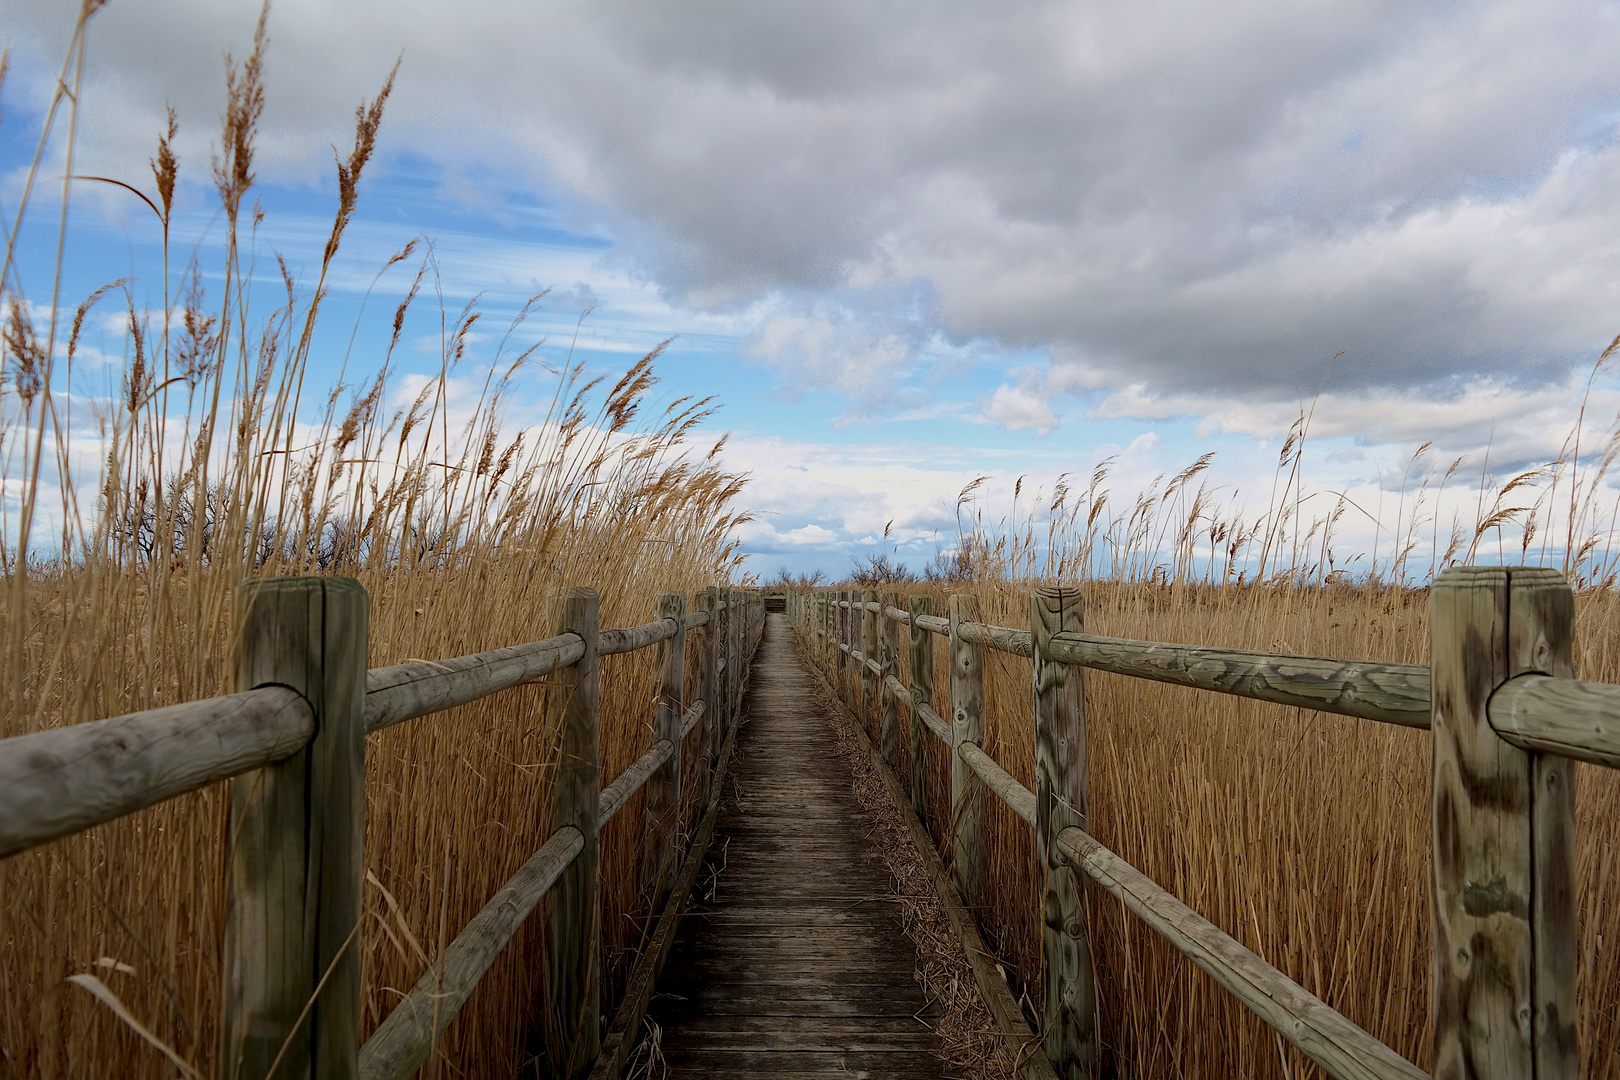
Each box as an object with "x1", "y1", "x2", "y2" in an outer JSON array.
[{"x1": 11, "y1": 0, "x2": 1620, "y2": 406}]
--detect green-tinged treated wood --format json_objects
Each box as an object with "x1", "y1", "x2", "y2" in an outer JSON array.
[
  {"x1": 357, "y1": 827, "x2": 584, "y2": 1080},
  {"x1": 694, "y1": 587, "x2": 719, "y2": 809},
  {"x1": 960, "y1": 742, "x2": 1037, "y2": 826},
  {"x1": 1044, "y1": 631, "x2": 1430, "y2": 729},
  {"x1": 1032, "y1": 586, "x2": 1097, "y2": 1079},
  {"x1": 908, "y1": 595, "x2": 935, "y2": 824},
  {"x1": 543, "y1": 586, "x2": 600, "y2": 1080},
  {"x1": 1430, "y1": 567, "x2": 1577, "y2": 1080},
  {"x1": 961, "y1": 620, "x2": 1034, "y2": 657},
  {"x1": 0, "y1": 687, "x2": 312, "y2": 860},
  {"x1": 1053, "y1": 827, "x2": 1426, "y2": 1080},
  {"x1": 223, "y1": 576, "x2": 368, "y2": 1080},
  {"x1": 947, "y1": 593, "x2": 986, "y2": 908},
  {"x1": 1489, "y1": 673, "x2": 1620, "y2": 768},
  {"x1": 880, "y1": 589, "x2": 901, "y2": 768},
  {"x1": 644, "y1": 592, "x2": 687, "y2": 909}
]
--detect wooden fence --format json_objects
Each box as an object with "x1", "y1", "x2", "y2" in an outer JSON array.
[
  {"x1": 0, "y1": 577, "x2": 765, "y2": 1080},
  {"x1": 787, "y1": 567, "x2": 1620, "y2": 1080}
]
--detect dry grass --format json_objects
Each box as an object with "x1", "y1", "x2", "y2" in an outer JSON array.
[
  {"x1": 803, "y1": 637, "x2": 1020, "y2": 1079},
  {"x1": 1, "y1": 7, "x2": 748, "y2": 1077},
  {"x1": 829, "y1": 582, "x2": 1620, "y2": 1079}
]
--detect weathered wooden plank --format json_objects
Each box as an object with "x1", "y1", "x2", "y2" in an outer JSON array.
[
  {"x1": 658, "y1": 1050, "x2": 946, "y2": 1077},
  {"x1": 1055, "y1": 826, "x2": 1425, "y2": 1080},
  {"x1": 1032, "y1": 586, "x2": 1096, "y2": 1079},
  {"x1": 948, "y1": 593, "x2": 986, "y2": 907},
  {"x1": 1431, "y1": 567, "x2": 1577, "y2": 1080},
  {"x1": 1489, "y1": 673, "x2": 1620, "y2": 768},
  {"x1": 590, "y1": 683, "x2": 743, "y2": 1080},
  {"x1": 805, "y1": 639, "x2": 1057, "y2": 1080},
  {"x1": 908, "y1": 595, "x2": 935, "y2": 824},
  {"x1": 364, "y1": 632, "x2": 583, "y2": 732},
  {"x1": 357, "y1": 826, "x2": 584, "y2": 1080},
  {"x1": 543, "y1": 587, "x2": 600, "y2": 1080},
  {"x1": 648, "y1": 612, "x2": 942, "y2": 1077},
  {"x1": 643, "y1": 592, "x2": 687, "y2": 910},
  {"x1": 0, "y1": 687, "x2": 312, "y2": 860},
  {"x1": 222, "y1": 576, "x2": 368, "y2": 1080},
  {"x1": 1045, "y1": 631, "x2": 1430, "y2": 728}
]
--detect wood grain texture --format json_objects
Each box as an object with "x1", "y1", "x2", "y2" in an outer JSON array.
[
  {"x1": 357, "y1": 826, "x2": 584, "y2": 1080},
  {"x1": 1053, "y1": 827, "x2": 1425, "y2": 1080},
  {"x1": 543, "y1": 587, "x2": 601, "y2": 1080},
  {"x1": 880, "y1": 589, "x2": 901, "y2": 768},
  {"x1": 365, "y1": 632, "x2": 583, "y2": 732},
  {"x1": 599, "y1": 738, "x2": 673, "y2": 826},
  {"x1": 959, "y1": 742, "x2": 1037, "y2": 826},
  {"x1": 1489, "y1": 673, "x2": 1620, "y2": 767},
  {"x1": 908, "y1": 595, "x2": 935, "y2": 824},
  {"x1": 0, "y1": 686, "x2": 312, "y2": 859},
  {"x1": 948, "y1": 593, "x2": 986, "y2": 910},
  {"x1": 1430, "y1": 567, "x2": 1577, "y2": 1080},
  {"x1": 1044, "y1": 631, "x2": 1429, "y2": 728},
  {"x1": 961, "y1": 620, "x2": 1034, "y2": 657},
  {"x1": 598, "y1": 615, "x2": 680, "y2": 656},
  {"x1": 647, "y1": 612, "x2": 944, "y2": 1077},
  {"x1": 223, "y1": 576, "x2": 368, "y2": 1080},
  {"x1": 644, "y1": 592, "x2": 687, "y2": 910},
  {"x1": 1031, "y1": 586, "x2": 1097, "y2": 1079}
]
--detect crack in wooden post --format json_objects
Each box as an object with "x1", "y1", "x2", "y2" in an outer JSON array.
[
  {"x1": 1032, "y1": 585, "x2": 1098, "y2": 1079},
  {"x1": 1430, "y1": 566, "x2": 1576, "y2": 1080},
  {"x1": 223, "y1": 576, "x2": 368, "y2": 1080}
]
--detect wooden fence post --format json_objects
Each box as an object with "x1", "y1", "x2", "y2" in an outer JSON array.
[
  {"x1": 715, "y1": 587, "x2": 732, "y2": 762},
  {"x1": 1431, "y1": 566, "x2": 1577, "y2": 1080},
  {"x1": 223, "y1": 576, "x2": 368, "y2": 1080},
  {"x1": 842, "y1": 592, "x2": 855, "y2": 702},
  {"x1": 862, "y1": 587, "x2": 879, "y2": 736},
  {"x1": 544, "y1": 586, "x2": 601, "y2": 1079},
  {"x1": 1032, "y1": 585, "x2": 1098, "y2": 1079},
  {"x1": 947, "y1": 593, "x2": 985, "y2": 908},
  {"x1": 694, "y1": 587, "x2": 718, "y2": 809},
  {"x1": 908, "y1": 595, "x2": 934, "y2": 828},
  {"x1": 644, "y1": 591, "x2": 686, "y2": 910},
  {"x1": 880, "y1": 589, "x2": 901, "y2": 768}
]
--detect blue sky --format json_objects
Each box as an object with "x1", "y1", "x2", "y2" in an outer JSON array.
[{"x1": 10, "y1": 0, "x2": 1620, "y2": 582}]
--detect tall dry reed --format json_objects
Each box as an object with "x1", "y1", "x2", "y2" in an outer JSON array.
[
  {"x1": 830, "y1": 580, "x2": 1620, "y2": 1080},
  {"x1": 2, "y1": 6, "x2": 748, "y2": 1076}
]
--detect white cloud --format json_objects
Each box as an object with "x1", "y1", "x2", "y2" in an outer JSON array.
[{"x1": 11, "y1": 0, "x2": 1620, "y2": 413}]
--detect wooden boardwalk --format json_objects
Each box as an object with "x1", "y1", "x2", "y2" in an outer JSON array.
[{"x1": 646, "y1": 612, "x2": 946, "y2": 1078}]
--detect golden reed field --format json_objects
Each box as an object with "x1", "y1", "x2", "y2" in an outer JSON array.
[
  {"x1": 827, "y1": 581, "x2": 1620, "y2": 1080},
  {"x1": 9, "y1": 5, "x2": 1620, "y2": 1078}
]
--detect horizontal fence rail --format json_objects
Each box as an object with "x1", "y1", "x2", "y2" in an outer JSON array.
[
  {"x1": 2, "y1": 580, "x2": 766, "y2": 1080},
  {"x1": 793, "y1": 568, "x2": 1617, "y2": 1080}
]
